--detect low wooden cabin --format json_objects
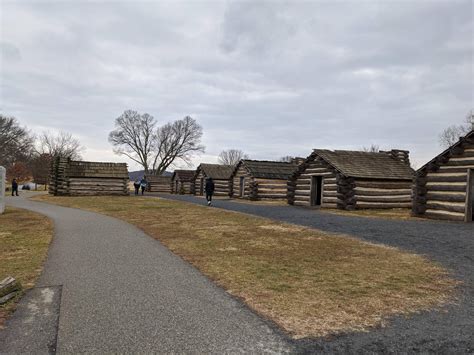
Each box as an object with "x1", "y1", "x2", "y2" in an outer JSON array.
[
  {"x1": 232, "y1": 160, "x2": 299, "y2": 200},
  {"x1": 49, "y1": 158, "x2": 129, "y2": 196},
  {"x1": 193, "y1": 164, "x2": 234, "y2": 197},
  {"x1": 171, "y1": 170, "x2": 195, "y2": 194},
  {"x1": 288, "y1": 149, "x2": 414, "y2": 209},
  {"x1": 413, "y1": 130, "x2": 474, "y2": 222},
  {"x1": 147, "y1": 175, "x2": 172, "y2": 193}
]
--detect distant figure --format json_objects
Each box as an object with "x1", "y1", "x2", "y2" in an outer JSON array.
[
  {"x1": 11, "y1": 178, "x2": 19, "y2": 197},
  {"x1": 140, "y1": 176, "x2": 148, "y2": 195},
  {"x1": 205, "y1": 177, "x2": 215, "y2": 206},
  {"x1": 133, "y1": 179, "x2": 140, "y2": 195}
]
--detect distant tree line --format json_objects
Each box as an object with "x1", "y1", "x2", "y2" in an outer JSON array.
[{"x1": 0, "y1": 114, "x2": 83, "y2": 186}]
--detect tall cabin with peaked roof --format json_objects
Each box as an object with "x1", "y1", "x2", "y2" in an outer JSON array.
[
  {"x1": 288, "y1": 149, "x2": 414, "y2": 209},
  {"x1": 232, "y1": 160, "x2": 299, "y2": 200},
  {"x1": 171, "y1": 170, "x2": 195, "y2": 194},
  {"x1": 193, "y1": 164, "x2": 234, "y2": 197},
  {"x1": 413, "y1": 130, "x2": 474, "y2": 222}
]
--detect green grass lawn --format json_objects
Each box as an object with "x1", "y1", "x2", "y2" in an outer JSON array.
[{"x1": 33, "y1": 195, "x2": 457, "y2": 338}]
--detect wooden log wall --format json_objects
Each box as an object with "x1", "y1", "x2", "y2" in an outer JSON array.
[
  {"x1": 254, "y1": 178, "x2": 288, "y2": 200},
  {"x1": 194, "y1": 170, "x2": 232, "y2": 197},
  {"x1": 232, "y1": 164, "x2": 252, "y2": 199},
  {"x1": 413, "y1": 141, "x2": 474, "y2": 222},
  {"x1": 288, "y1": 156, "x2": 339, "y2": 208},
  {"x1": 49, "y1": 158, "x2": 129, "y2": 196},
  {"x1": 171, "y1": 178, "x2": 192, "y2": 194},
  {"x1": 148, "y1": 176, "x2": 172, "y2": 193},
  {"x1": 352, "y1": 179, "x2": 412, "y2": 209}
]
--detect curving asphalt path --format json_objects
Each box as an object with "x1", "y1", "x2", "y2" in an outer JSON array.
[
  {"x1": 1, "y1": 194, "x2": 291, "y2": 354},
  {"x1": 156, "y1": 193, "x2": 474, "y2": 353}
]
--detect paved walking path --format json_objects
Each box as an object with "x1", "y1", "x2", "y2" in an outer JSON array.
[
  {"x1": 157, "y1": 194, "x2": 474, "y2": 353},
  {"x1": 1, "y1": 194, "x2": 291, "y2": 354}
]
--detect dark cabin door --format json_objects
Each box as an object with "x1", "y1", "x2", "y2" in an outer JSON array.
[
  {"x1": 311, "y1": 176, "x2": 323, "y2": 207},
  {"x1": 468, "y1": 169, "x2": 474, "y2": 222},
  {"x1": 240, "y1": 177, "x2": 245, "y2": 197},
  {"x1": 200, "y1": 178, "x2": 204, "y2": 195}
]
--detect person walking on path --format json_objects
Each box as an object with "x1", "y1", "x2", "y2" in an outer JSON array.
[
  {"x1": 140, "y1": 176, "x2": 148, "y2": 195},
  {"x1": 11, "y1": 178, "x2": 19, "y2": 197},
  {"x1": 205, "y1": 177, "x2": 215, "y2": 206},
  {"x1": 133, "y1": 179, "x2": 140, "y2": 195}
]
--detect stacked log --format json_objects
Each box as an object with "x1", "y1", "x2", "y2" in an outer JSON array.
[
  {"x1": 148, "y1": 176, "x2": 172, "y2": 193},
  {"x1": 253, "y1": 178, "x2": 288, "y2": 200},
  {"x1": 352, "y1": 179, "x2": 412, "y2": 209},
  {"x1": 49, "y1": 158, "x2": 129, "y2": 196},
  {"x1": 413, "y1": 134, "x2": 474, "y2": 222}
]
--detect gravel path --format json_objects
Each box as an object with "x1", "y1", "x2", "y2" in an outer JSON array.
[
  {"x1": 1, "y1": 195, "x2": 291, "y2": 354},
  {"x1": 157, "y1": 194, "x2": 474, "y2": 353}
]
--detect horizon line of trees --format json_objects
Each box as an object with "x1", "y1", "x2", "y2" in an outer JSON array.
[
  {"x1": 2, "y1": 109, "x2": 472, "y2": 184},
  {"x1": 0, "y1": 114, "x2": 84, "y2": 185}
]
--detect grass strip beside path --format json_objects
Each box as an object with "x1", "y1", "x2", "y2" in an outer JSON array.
[
  {"x1": 33, "y1": 195, "x2": 457, "y2": 338},
  {"x1": 0, "y1": 207, "x2": 53, "y2": 328}
]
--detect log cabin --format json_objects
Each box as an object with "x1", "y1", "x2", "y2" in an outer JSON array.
[
  {"x1": 193, "y1": 164, "x2": 234, "y2": 197},
  {"x1": 413, "y1": 129, "x2": 474, "y2": 222},
  {"x1": 171, "y1": 170, "x2": 195, "y2": 194},
  {"x1": 232, "y1": 159, "x2": 299, "y2": 200},
  {"x1": 147, "y1": 175, "x2": 172, "y2": 193},
  {"x1": 49, "y1": 158, "x2": 129, "y2": 196},
  {"x1": 288, "y1": 149, "x2": 414, "y2": 209}
]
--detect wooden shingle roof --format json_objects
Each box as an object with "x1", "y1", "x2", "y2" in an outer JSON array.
[
  {"x1": 417, "y1": 129, "x2": 474, "y2": 174},
  {"x1": 172, "y1": 170, "x2": 195, "y2": 182},
  {"x1": 197, "y1": 164, "x2": 234, "y2": 180},
  {"x1": 237, "y1": 160, "x2": 298, "y2": 180},
  {"x1": 312, "y1": 149, "x2": 414, "y2": 180}
]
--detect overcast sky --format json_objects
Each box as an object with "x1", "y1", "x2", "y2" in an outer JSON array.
[{"x1": 1, "y1": 0, "x2": 472, "y2": 171}]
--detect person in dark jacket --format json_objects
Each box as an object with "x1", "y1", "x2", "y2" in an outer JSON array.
[
  {"x1": 205, "y1": 177, "x2": 215, "y2": 206},
  {"x1": 133, "y1": 179, "x2": 140, "y2": 195},
  {"x1": 11, "y1": 178, "x2": 19, "y2": 196},
  {"x1": 140, "y1": 176, "x2": 148, "y2": 195}
]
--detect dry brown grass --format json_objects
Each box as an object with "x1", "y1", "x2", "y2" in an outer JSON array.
[
  {"x1": 32, "y1": 195, "x2": 457, "y2": 338},
  {"x1": 323, "y1": 208, "x2": 424, "y2": 221},
  {"x1": 231, "y1": 199, "x2": 288, "y2": 206},
  {"x1": 0, "y1": 207, "x2": 53, "y2": 328}
]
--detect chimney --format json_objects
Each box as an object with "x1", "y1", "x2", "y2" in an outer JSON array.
[
  {"x1": 291, "y1": 157, "x2": 305, "y2": 165},
  {"x1": 387, "y1": 149, "x2": 410, "y2": 166}
]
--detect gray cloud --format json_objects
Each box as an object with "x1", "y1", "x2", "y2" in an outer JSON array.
[{"x1": 0, "y1": 0, "x2": 472, "y2": 170}]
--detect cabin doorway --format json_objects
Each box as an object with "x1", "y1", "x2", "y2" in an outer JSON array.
[
  {"x1": 239, "y1": 177, "x2": 245, "y2": 197},
  {"x1": 199, "y1": 178, "x2": 204, "y2": 195},
  {"x1": 310, "y1": 176, "x2": 323, "y2": 207},
  {"x1": 467, "y1": 169, "x2": 474, "y2": 222}
]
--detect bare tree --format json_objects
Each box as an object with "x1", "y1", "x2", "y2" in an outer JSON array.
[
  {"x1": 279, "y1": 155, "x2": 294, "y2": 162},
  {"x1": 38, "y1": 131, "x2": 83, "y2": 160},
  {"x1": 109, "y1": 111, "x2": 205, "y2": 175},
  {"x1": 362, "y1": 144, "x2": 380, "y2": 153},
  {"x1": 218, "y1": 149, "x2": 249, "y2": 166},
  {"x1": 109, "y1": 110, "x2": 156, "y2": 172},
  {"x1": 439, "y1": 111, "x2": 473, "y2": 148},
  {"x1": 151, "y1": 116, "x2": 205, "y2": 174},
  {"x1": 0, "y1": 114, "x2": 34, "y2": 167}
]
